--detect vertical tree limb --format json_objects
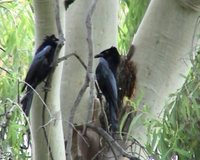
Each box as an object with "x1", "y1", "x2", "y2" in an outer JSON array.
[
  {"x1": 65, "y1": 0, "x2": 99, "y2": 159},
  {"x1": 66, "y1": 77, "x2": 89, "y2": 160},
  {"x1": 85, "y1": 0, "x2": 99, "y2": 124},
  {"x1": 40, "y1": 0, "x2": 65, "y2": 159}
]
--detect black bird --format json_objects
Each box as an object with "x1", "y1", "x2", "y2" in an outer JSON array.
[
  {"x1": 21, "y1": 35, "x2": 58, "y2": 116},
  {"x1": 95, "y1": 46, "x2": 120, "y2": 132}
]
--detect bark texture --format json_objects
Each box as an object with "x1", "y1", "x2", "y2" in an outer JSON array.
[
  {"x1": 31, "y1": 0, "x2": 66, "y2": 159},
  {"x1": 131, "y1": 0, "x2": 200, "y2": 143},
  {"x1": 61, "y1": 0, "x2": 118, "y2": 137}
]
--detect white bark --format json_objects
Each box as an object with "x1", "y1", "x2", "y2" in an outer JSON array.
[
  {"x1": 132, "y1": 0, "x2": 200, "y2": 142},
  {"x1": 61, "y1": 0, "x2": 118, "y2": 137},
  {"x1": 31, "y1": 0, "x2": 66, "y2": 159}
]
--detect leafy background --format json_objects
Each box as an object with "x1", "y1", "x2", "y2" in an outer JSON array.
[{"x1": 0, "y1": 0, "x2": 33, "y2": 159}]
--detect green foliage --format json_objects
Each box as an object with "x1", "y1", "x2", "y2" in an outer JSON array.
[
  {"x1": 119, "y1": 95, "x2": 149, "y2": 140},
  {"x1": 0, "y1": 100, "x2": 30, "y2": 159},
  {"x1": 146, "y1": 54, "x2": 200, "y2": 159},
  {"x1": 0, "y1": 0, "x2": 34, "y2": 99},
  {"x1": 118, "y1": 0, "x2": 149, "y2": 53},
  {"x1": 0, "y1": 1, "x2": 33, "y2": 159}
]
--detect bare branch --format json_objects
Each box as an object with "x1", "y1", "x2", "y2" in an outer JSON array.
[
  {"x1": 0, "y1": 47, "x2": 5, "y2": 52},
  {"x1": 65, "y1": 0, "x2": 99, "y2": 159},
  {"x1": 85, "y1": 0, "x2": 99, "y2": 127},
  {"x1": 0, "y1": 67, "x2": 10, "y2": 74},
  {"x1": 86, "y1": 124, "x2": 140, "y2": 160},
  {"x1": 19, "y1": 80, "x2": 52, "y2": 118},
  {"x1": 66, "y1": 77, "x2": 89, "y2": 160},
  {"x1": 5, "y1": 98, "x2": 34, "y2": 157},
  {"x1": 57, "y1": 53, "x2": 87, "y2": 70}
]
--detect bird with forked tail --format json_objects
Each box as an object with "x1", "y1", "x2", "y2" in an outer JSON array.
[
  {"x1": 95, "y1": 46, "x2": 120, "y2": 132},
  {"x1": 21, "y1": 35, "x2": 58, "y2": 116}
]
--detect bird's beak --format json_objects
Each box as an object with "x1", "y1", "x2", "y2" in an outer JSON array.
[{"x1": 94, "y1": 53, "x2": 103, "y2": 58}]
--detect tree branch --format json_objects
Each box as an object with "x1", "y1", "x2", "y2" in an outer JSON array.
[
  {"x1": 41, "y1": 0, "x2": 65, "y2": 159},
  {"x1": 66, "y1": 77, "x2": 89, "y2": 160},
  {"x1": 57, "y1": 53, "x2": 87, "y2": 70},
  {"x1": 85, "y1": 0, "x2": 99, "y2": 129},
  {"x1": 0, "y1": 47, "x2": 5, "y2": 52},
  {"x1": 65, "y1": 0, "x2": 99, "y2": 159},
  {"x1": 0, "y1": 67, "x2": 10, "y2": 74},
  {"x1": 86, "y1": 124, "x2": 140, "y2": 160}
]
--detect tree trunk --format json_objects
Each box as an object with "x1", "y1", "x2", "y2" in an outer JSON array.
[
  {"x1": 61, "y1": 0, "x2": 118, "y2": 137},
  {"x1": 60, "y1": 0, "x2": 118, "y2": 159},
  {"x1": 31, "y1": 0, "x2": 66, "y2": 159},
  {"x1": 131, "y1": 0, "x2": 200, "y2": 143}
]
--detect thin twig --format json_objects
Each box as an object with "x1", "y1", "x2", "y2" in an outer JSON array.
[
  {"x1": 5, "y1": 98, "x2": 34, "y2": 157},
  {"x1": 95, "y1": 82, "x2": 109, "y2": 131},
  {"x1": 86, "y1": 124, "x2": 140, "y2": 160},
  {"x1": 57, "y1": 53, "x2": 87, "y2": 70},
  {"x1": 66, "y1": 77, "x2": 89, "y2": 160},
  {"x1": 0, "y1": 67, "x2": 10, "y2": 74},
  {"x1": 42, "y1": 84, "x2": 54, "y2": 160},
  {"x1": 91, "y1": 146, "x2": 106, "y2": 160},
  {"x1": 85, "y1": 0, "x2": 99, "y2": 124},
  {"x1": 19, "y1": 80, "x2": 52, "y2": 117},
  {"x1": 17, "y1": 79, "x2": 20, "y2": 104},
  {"x1": 39, "y1": 117, "x2": 56, "y2": 129},
  {"x1": 0, "y1": 47, "x2": 5, "y2": 52},
  {"x1": 20, "y1": 80, "x2": 54, "y2": 159},
  {"x1": 65, "y1": 1, "x2": 99, "y2": 159}
]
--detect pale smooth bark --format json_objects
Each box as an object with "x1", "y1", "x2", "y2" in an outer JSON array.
[
  {"x1": 31, "y1": 0, "x2": 66, "y2": 159},
  {"x1": 131, "y1": 0, "x2": 200, "y2": 143},
  {"x1": 61, "y1": 0, "x2": 118, "y2": 137}
]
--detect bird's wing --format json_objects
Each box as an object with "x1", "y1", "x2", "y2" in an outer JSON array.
[
  {"x1": 96, "y1": 59, "x2": 118, "y2": 106},
  {"x1": 96, "y1": 59, "x2": 119, "y2": 131},
  {"x1": 22, "y1": 46, "x2": 51, "y2": 91}
]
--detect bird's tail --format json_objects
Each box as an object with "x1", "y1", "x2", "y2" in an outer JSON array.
[
  {"x1": 21, "y1": 89, "x2": 34, "y2": 116},
  {"x1": 109, "y1": 102, "x2": 118, "y2": 132}
]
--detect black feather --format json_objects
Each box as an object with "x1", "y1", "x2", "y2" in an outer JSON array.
[
  {"x1": 95, "y1": 46, "x2": 120, "y2": 132},
  {"x1": 21, "y1": 35, "x2": 58, "y2": 116}
]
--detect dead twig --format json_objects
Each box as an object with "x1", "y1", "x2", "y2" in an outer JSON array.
[
  {"x1": 0, "y1": 67, "x2": 10, "y2": 74},
  {"x1": 65, "y1": 0, "x2": 99, "y2": 159},
  {"x1": 66, "y1": 77, "x2": 89, "y2": 160},
  {"x1": 86, "y1": 124, "x2": 140, "y2": 160},
  {"x1": 57, "y1": 53, "x2": 87, "y2": 70},
  {"x1": 0, "y1": 47, "x2": 5, "y2": 52},
  {"x1": 85, "y1": 0, "x2": 99, "y2": 125},
  {"x1": 19, "y1": 80, "x2": 52, "y2": 117}
]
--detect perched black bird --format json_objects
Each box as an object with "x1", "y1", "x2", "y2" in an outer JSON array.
[
  {"x1": 95, "y1": 46, "x2": 120, "y2": 132},
  {"x1": 21, "y1": 35, "x2": 58, "y2": 116}
]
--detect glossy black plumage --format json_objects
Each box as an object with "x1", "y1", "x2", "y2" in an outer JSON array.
[
  {"x1": 95, "y1": 46, "x2": 120, "y2": 132},
  {"x1": 21, "y1": 35, "x2": 58, "y2": 116}
]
